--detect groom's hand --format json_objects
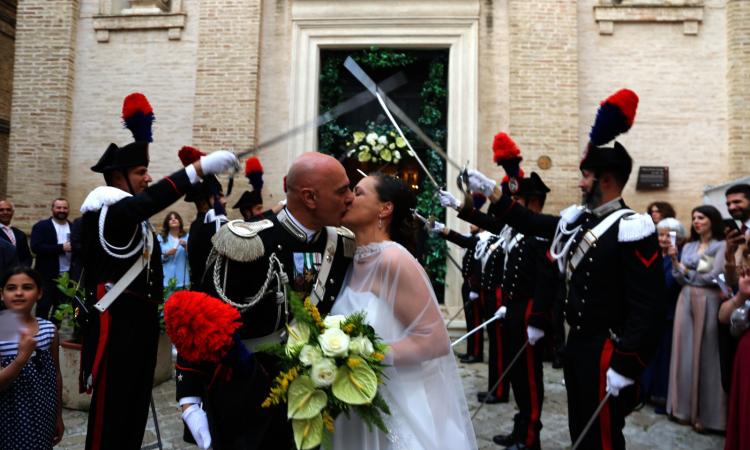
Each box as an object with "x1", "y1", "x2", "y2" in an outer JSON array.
[{"x1": 182, "y1": 403, "x2": 212, "y2": 449}]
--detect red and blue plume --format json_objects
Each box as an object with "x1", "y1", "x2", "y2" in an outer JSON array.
[
  {"x1": 178, "y1": 146, "x2": 205, "y2": 166},
  {"x1": 122, "y1": 93, "x2": 155, "y2": 143},
  {"x1": 472, "y1": 192, "x2": 487, "y2": 210},
  {"x1": 244, "y1": 156, "x2": 264, "y2": 192},
  {"x1": 164, "y1": 291, "x2": 242, "y2": 363},
  {"x1": 588, "y1": 89, "x2": 638, "y2": 147},
  {"x1": 492, "y1": 132, "x2": 523, "y2": 178}
]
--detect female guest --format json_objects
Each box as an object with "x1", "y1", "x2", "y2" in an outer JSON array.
[
  {"x1": 667, "y1": 205, "x2": 727, "y2": 432},
  {"x1": 647, "y1": 201, "x2": 677, "y2": 225},
  {"x1": 641, "y1": 218, "x2": 686, "y2": 413},
  {"x1": 158, "y1": 211, "x2": 189, "y2": 291}
]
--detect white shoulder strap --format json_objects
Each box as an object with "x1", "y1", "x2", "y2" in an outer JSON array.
[
  {"x1": 94, "y1": 226, "x2": 153, "y2": 312},
  {"x1": 566, "y1": 209, "x2": 633, "y2": 279}
]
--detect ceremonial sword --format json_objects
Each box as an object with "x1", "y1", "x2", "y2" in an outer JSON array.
[
  {"x1": 471, "y1": 340, "x2": 530, "y2": 420},
  {"x1": 410, "y1": 209, "x2": 462, "y2": 270},
  {"x1": 343, "y1": 57, "x2": 463, "y2": 183},
  {"x1": 570, "y1": 392, "x2": 612, "y2": 450},
  {"x1": 224, "y1": 71, "x2": 408, "y2": 194},
  {"x1": 451, "y1": 307, "x2": 506, "y2": 348}
]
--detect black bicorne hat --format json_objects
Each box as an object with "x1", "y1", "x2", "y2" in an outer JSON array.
[
  {"x1": 518, "y1": 172, "x2": 551, "y2": 198},
  {"x1": 91, "y1": 141, "x2": 150, "y2": 173},
  {"x1": 579, "y1": 141, "x2": 633, "y2": 183},
  {"x1": 232, "y1": 190, "x2": 263, "y2": 210}
]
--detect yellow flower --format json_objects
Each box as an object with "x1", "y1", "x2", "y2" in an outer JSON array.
[
  {"x1": 304, "y1": 298, "x2": 325, "y2": 330},
  {"x1": 346, "y1": 357, "x2": 361, "y2": 369},
  {"x1": 262, "y1": 367, "x2": 301, "y2": 408},
  {"x1": 371, "y1": 352, "x2": 385, "y2": 362},
  {"x1": 322, "y1": 410, "x2": 335, "y2": 433},
  {"x1": 342, "y1": 323, "x2": 354, "y2": 334}
]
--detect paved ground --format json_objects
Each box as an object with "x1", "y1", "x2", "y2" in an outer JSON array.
[{"x1": 57, "y1": 334, "x2": 726, "y2": 450}]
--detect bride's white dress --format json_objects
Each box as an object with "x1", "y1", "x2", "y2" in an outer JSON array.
[{"x1": 331, "y1": 241, "x2": 477, "y2": 450}]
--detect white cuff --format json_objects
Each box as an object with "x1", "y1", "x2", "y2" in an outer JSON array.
[
  {"x1": 185, "y1": 164, "x2": 201, "y2": 185},
  {"x1": 179, "y1": 396, "x2": 202, "y2": 407}
]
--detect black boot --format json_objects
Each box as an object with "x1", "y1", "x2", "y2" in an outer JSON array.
[
  {"x1": 505, "y1": 442, "x2": 540, "y2": 450},
  {"x1": 477, "y1": 391, "x2": 508, "y2": 404},
  {"x1": 492, "y1": 432, "x2": 517, "y2": 447},
  {"x1": 459, "y1": 354, "x2": 483, "y2": 364}
]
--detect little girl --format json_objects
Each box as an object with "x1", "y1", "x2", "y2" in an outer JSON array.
[{"x1": 0, "y1": 266, "x2": 64, "y2": 449}]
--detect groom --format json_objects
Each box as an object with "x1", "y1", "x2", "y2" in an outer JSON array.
[{"x1": 176, "y1": 152, "x2": 356, "y2": 450}]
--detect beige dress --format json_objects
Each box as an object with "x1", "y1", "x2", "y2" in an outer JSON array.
[{"x1": 667, "y1": 239, "x2": 727, "y2": 431}]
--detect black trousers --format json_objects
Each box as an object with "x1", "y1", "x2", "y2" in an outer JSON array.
[
  {"x1": 484, "y1": 287, "x2": 509, "y2": 398},
  {"x1": 462, "y1": 285, "x2": 484, "y2": 358},
  {"x1": 504, "y1": 298, "x2": 544, "y2": 446},
  {"x1": 85, "y1": 298, "x2": 159, "y2": 450},
  {"x1": 563, "y1": 333, "x2": 639, "y2": 450},
  {"x1": 204, "y1": 353, "x2": 293, "y2": 450}
]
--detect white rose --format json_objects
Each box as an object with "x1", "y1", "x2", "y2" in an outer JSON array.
[
  {"x1": 348, "y1": 335, "x2": 374, "y2": 357},
  {"x1": 323, "y1": 315, "x2": 346, "y2": 329},
  {"x1": 285, "y1": 321, "x2": 311, "y2": 356},
  {"x1": 366, "y1": 132, "x2": 378, "y2": 146},
  {"x1": 310, "y1": 358, "x2": 338, "y2": 387},
  {"x1": 378, "y1": 135, "x2": 388, "y2": 145},
  {"x1": 318, "y1": 328, "x2": 350, "y2": 358},
  {"x1": 299, "y1": 344, "x2": 323, "y2": 367}
]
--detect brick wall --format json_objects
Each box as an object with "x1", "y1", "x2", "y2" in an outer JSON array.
[
  {"x1": 505, "y1": 0, "x2": 580, "y2": 215},
  {"x1": 727, "y1": 0, "x2": 750, "y2": 180},
  {"x1": 579, "y1": 0, "x2": 728, "y2": 221},
  {"x1": 66, "y1": 0, "x2": 202, "y2": 228},
  {"x1": 0, "y1": 0, "x2": 16, "y2": 197},
  {"x1": 7, "y1": 0, "x2": 78, "y2": 228}
]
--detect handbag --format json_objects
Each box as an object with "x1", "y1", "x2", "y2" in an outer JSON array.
[{"x1": 696, "y1": 253, "x2": 715, "y2": 273}]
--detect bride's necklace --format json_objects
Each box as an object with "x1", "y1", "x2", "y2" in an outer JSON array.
[{"x1": 354, "y1": 240, "x2": 394, "y2": 262}]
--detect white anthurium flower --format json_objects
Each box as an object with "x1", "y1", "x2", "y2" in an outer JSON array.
[
  {"x1": 348, "y1": 335, "x2": 375, "y2": 357},
  {"x1": 286, "y1": 321, "x2": 311, "y2": 356},
  {"x1": 378, "y1": 135, "x2": 388, "y2": 145},
  {"x1": 323, "y1": 315, "x2": 347, "y2": 329},
  {"x1": 299, "y1": 344, "x2": 324, "y2": 367},
  {"x1": 318, "y1": 327, "x2": 350, "y2": 358},
  {"x1": 366, "y1": 132, "x2": 378, "y2": 146},
  {"x1": 310, "y1": 358, "x2": 338, "y2": 387},
  {"x1": 372, "y1": 145, "x2": 383, "y2": 154}
]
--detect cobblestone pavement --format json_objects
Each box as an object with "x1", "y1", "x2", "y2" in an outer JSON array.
[{"x1": 58, "y1": 338, "x2": 726, "y2": 450}]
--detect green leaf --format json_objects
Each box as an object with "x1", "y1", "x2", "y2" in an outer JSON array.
[
  {"x1": 292, "y1": 414, "x2": 324, "y2": 450},
  {"x1": 288, "y1": 375, "x2": 328, "y2": 420},
  {"x1": 332, "y1": 357, "x2": 378, "y2": 405}
]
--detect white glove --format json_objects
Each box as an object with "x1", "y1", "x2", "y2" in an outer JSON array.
[
  {"x1": 200, "y1": 150, "x2": 240, "y2": 176},
  {"x1": 526, "y1": 326, "x2": 545, "y2": 346},
  {"x1": 427, "y1": 220, "x2": 445, "y2": 235},
  {"x1": 467, "y1": 170, "x2": 497, "y2": 197},
  {"x1": 468, "y1": 291, "x2": 479, "y2": 301},
  {"x1": 438, "y1": 190, "x2": 461, "y2": 210},
  {"x1": 182, "y1": 404, "x2": 212, "y2": 449},
  {"x1": 605, "y1": 368, "x2": 634, "y2": 397},
  {"x1": 494, "y1": 306, "x2": 507, "y2": 319}
]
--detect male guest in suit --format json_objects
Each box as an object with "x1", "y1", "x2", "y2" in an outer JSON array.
[
  {"x1": 0, "y1": 199, "x2": 33, "y2": 266},
  {"x1": 30, "y1": 198, "x2": 73, "y2": 319}
]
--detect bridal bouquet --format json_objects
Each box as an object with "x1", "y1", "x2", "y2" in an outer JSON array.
[
  {"x1": 345, "y1": 129, "x2": 407, "y2": 164},
  {"x1": 261, "y1": 294, "x2": 391, "y2": 450}
]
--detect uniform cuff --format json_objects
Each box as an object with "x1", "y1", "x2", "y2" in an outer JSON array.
[
  {"x1": 185, "y1": 165, "x2": 201, "y2": 185},
  {"x1": 179, "y1": 396, "x2": 202, "y2": 406}
]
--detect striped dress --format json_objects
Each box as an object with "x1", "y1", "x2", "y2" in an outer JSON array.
[{"x1": 0, "y1": 319, "x2": 58, "y2": 450}]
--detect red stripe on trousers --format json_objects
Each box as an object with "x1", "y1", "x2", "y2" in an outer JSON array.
[
  {"x1": 524, "y1": 300, "x2": 540, "y2": 447},
  {"x1": 494, "y1": 287, "x2": 504, "y2": 397},
  {"x1": 90, "y1": 356, "x2": 108, "y2": 450},
  {"x1": 472, "y1": 293, "x2": 482, "y2": 356},
  {"x1": 599, "y1": 339, "x2": 615, "y2": 450}
]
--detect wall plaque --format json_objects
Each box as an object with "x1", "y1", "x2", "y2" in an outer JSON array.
[{"x1": 636, "y1": 166, "x2": 669, "y2": 190}]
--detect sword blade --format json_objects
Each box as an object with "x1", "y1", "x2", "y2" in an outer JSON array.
[
  {"x1": 451, "y1": 314, "x2": 501, "y2": 348},
  {"x1": 571, "y1": 392, "x2": 612, "y2": 450},
  {"x1": 234, "y1": 71, "x2": 407, "y2": 160},
  {"x1": 344, "y1": 57, "x2": 462, "y2": 171},
  {"x1": 471, "y1": 340, "x2": 529, "y2": 420}
]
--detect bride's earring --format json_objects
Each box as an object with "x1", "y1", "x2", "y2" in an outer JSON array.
[{"x1": 378, "y1": 216, "x2": 383, "y2": 230}]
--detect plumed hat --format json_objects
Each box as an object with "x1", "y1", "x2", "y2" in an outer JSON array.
[
  {"x1": 580, "y1": 89, "x2": 638, "y2": 183},
  {"x1": 178, "y1": 146, "x2": 223, "y2": 203},
  {"x1": 233, "y1": 156, "x2": 264, "y2": 210},
  {"x1": 518, "y1": 172, "x2": 551, "y2": 198},
  {"x1": 91, "y1": 93, "x2": 154, "y2": 174},
  {"x1": 492, "y1": 132, "x2": 522, "y2": 178}
]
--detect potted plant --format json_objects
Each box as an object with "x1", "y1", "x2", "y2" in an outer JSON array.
[{"x1": 53, "y1": 273, "x2": 90, "y2": 410}]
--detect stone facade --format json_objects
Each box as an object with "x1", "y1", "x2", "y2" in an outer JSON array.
[
  {"x1": 0, "y1": 0, "x2": 16, "y2": 198},
  {"x1": 3, "y1": 0, "x2": 748, "y2": 228}
]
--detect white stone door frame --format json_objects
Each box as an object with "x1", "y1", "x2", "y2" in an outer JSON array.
[{"x1": 288, "y1": 0, "x2": 479, "y2": 316}]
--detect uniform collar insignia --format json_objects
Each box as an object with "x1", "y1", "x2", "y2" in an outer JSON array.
[
  {"x1": 277, "y1": 207, "x2": 319, "y2": 242},
  {"x1": 592, "y1": 197, "x2": 624, "y2": 218}
]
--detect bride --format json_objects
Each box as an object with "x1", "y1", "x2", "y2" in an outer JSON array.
[{"x1": 331, "y1": 173, "x2": 477, "y2": 450}]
